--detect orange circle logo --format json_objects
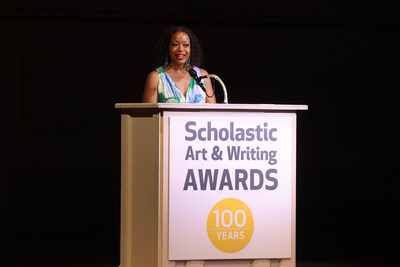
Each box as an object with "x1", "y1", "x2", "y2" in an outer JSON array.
[{"x1": 207, "y1": 198, "x2": 254, "y2": 253}]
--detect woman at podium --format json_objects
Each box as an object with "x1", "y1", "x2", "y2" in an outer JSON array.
[{"x1": 142, "y1": 26, "x2": 216, "y2": 104}]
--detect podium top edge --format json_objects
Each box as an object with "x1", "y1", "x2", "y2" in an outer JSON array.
[{"x1": 115, "y1": 103, "x2": 308, "y2": 111}]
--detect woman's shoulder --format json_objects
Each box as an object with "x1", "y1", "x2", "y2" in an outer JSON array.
[
  {"x1": 193, "y1": 66, "x2": 209, "y2": 76},
  {"x1": 147, "y1": 66, "x2": 164, "y2": 76},
  {"x1": 148, "y1": 66, "x2": 165, "y2": 78},
  {"x1": 147, "y1": 70, "x2": 158, "y2": 78},
  {"x1": 145, "y1": 69, "x2": 160, "y2": 88}
]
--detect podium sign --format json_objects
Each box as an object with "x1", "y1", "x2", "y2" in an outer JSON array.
[{"x1": 169, "y1": 113, "x2": 294, "y2": 260}]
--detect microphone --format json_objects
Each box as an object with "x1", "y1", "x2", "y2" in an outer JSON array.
[
  {"x1": 188, "y1": 68, "x2": 229, "y2": 104},
  {"x1": 188, "y1": 68, "x2": 207, "y2": 92}
]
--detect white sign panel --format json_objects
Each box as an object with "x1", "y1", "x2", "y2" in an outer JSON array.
[{"x1": 169, "y1": 113, "x2": 293, "y2": 260}]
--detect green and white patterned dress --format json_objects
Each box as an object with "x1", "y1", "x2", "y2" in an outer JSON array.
[{"x1": 156, "y1": 66, "x2": 206, "y2": 103}]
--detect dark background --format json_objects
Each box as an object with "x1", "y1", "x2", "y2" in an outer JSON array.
[{"x1": 1, "y1": 1, "x2": 399, "y2": 266}]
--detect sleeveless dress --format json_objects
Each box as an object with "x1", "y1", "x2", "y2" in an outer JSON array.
[{"x1": 156, "y1": 66, "x2": 206, "y2": 103}]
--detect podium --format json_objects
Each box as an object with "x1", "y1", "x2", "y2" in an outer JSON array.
[{"x1": 115, "y1": 103, "x2": 307, "y2": 267}]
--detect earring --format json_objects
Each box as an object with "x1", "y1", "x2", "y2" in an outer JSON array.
[
  {"x1": 164, "y1": 56, "x2": 169, "y2": 67},
  {"x1": 185, "y1": 57, "x2": 191, "y2": 68}
]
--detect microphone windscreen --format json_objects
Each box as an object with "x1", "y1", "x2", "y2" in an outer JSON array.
[{"x1": 188, "y1": 68, "x2": 198, "y2": 78}]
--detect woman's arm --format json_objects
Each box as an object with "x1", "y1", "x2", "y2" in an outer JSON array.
[
  {"x1": 200, "y1": 68, "x2": 216, "y2": 103},
  {"x1": 142, "y1": 70, "x2": 159, "y2": 103}
]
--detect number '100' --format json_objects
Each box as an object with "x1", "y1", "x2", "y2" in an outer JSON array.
[{"x1": 213, "y1": 209, "x2": 246, "y2": 228}]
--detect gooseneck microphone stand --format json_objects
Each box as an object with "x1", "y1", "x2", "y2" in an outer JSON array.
[
  {"x1": 189, "y1": 69, "x2": 228, "y2": 104},
  {"x1": 206, "y1": 74, "x2": 228, "y2": 104}
]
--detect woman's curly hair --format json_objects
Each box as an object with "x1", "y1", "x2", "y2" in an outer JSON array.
[{"x1": 155, "y1": 26, "x2": 203, "y2": 67}]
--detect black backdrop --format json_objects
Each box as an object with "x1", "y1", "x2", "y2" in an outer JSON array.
[{"x1": 1, "y1": 1, "x2": 399, "y2": 266}]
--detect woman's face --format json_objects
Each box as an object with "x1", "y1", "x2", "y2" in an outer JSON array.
[{"x1": 169, "y1": 31, "x2": 191, "y2": 66}]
